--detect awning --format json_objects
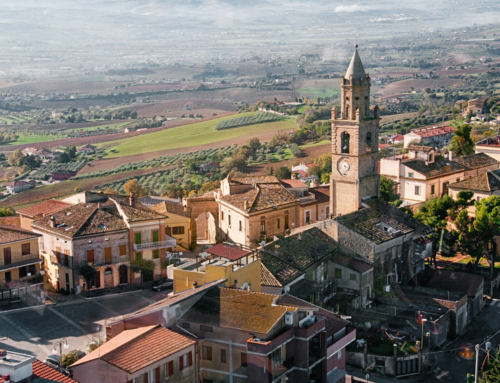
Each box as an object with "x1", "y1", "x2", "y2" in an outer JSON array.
[
  {"x1": 327, "y1": 368, "x2": 347, "y2": 383},
  {"x1": 0, "y1": 258, "x2": 42, "y2": 273}
]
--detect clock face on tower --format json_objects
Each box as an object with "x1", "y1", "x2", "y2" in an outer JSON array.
[{"x1": 337, "y1": 158, "x2": 350, "y2": 176}]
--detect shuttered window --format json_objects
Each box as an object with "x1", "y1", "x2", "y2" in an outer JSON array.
[
  {"x1": 21, "y1": 243, "x2": 30, "y2": 256},
  {"x1": 152, "y1": 230, "x2": 159, "y2": 243},
  {"x1": 87, "y1": 249, "x2": 94, "y2": 264},
  {"x1": 105, "y1": 247, "x2": 112, "y2": 264},
  {"x1": 119, "y1": 245, "x2": 127, "y2": 256}
]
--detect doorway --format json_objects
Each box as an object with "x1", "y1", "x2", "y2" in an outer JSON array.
[
  {"x1": 119, "y1": 265, "x2": 128, "y2": 284},
  {"x1": 3, "y1": 248, "x2": 11, "y2": 265}
]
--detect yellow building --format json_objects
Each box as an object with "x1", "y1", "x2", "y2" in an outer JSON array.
[
  {"x1": 172, "y1": 243, "x2": 261, "y2": 294},
  {"x1": 0, "y1": 225, "x2": 42, "y2": 288},
  {"x1": 150, "y1": 201, "x2": 196, "y2": 251}
]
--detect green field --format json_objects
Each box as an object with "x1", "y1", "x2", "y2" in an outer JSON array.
[
  {"x1": 65, "y1": 121, "x2": 133, "y2": 133},
  {"x1": 0, "y1": 134, "x2": 65, "y2": 146},
  {"x1": 297, "y1": 105, "x2": 308, "y2": 114},
  {"x1": 103, "y1": 113, "x2": 297, "y2": 158},
  {"x1": 299, "y1": 87, "x2": 340, "y2": 99}
]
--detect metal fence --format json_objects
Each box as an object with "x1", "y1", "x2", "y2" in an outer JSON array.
[{"x1": 0, "y1": 279, "x2": 45, "y2": 306}]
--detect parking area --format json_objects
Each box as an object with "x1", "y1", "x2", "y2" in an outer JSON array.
[{"x1": 0, "y1": 288, "x2": 165, "y2": 361}]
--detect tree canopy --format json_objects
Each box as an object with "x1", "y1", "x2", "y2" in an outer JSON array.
[
  {"x1": 449, "y1": 120, "x2": 475, "y2": 157},
  {"x1": 380, "y1": 176, "x2": 403, "y2": 207}
]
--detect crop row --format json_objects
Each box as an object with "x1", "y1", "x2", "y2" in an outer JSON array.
[
  {"x1": 215, "y1": 112, "x2": 284, "y2": 131},
  {"x1": 98, "y1": 170, "x2": 172, "y2": 196},
  {"x1": 30, "y1": 160, "x2": 87, "y2": 181}
]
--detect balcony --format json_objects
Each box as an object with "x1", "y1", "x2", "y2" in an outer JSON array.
[{"x1": 133, "y1": 236, "x2": 176, "y2": 251}]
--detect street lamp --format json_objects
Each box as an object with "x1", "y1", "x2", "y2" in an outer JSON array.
[{"x1": 52, "y1": 338, "x2": 69, "y2": 372}]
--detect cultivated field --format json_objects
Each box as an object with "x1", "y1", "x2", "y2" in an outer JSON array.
[
  {"x1": 127, "y1": 99, "x2": 237, "y2": 118},
  {"x1": 103, "y1": 112, "x2": 297, "y2": 158},
  {"x1": 376, "y1": 78, "x2": 464, "y2": 96},
  {"x1": 0, "y1": 80, "x2": 130, "y2": 94}
]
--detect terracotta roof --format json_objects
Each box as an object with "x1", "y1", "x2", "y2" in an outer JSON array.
[
  {"x1": 206, "y1": 243, "x2": 250, "y2": 261},
  {"x1": 230, "y1": 176, "x2": 280, "y2": 185},
  {"x1": 260, "y1": 263, "x2": 282, "y2": 287},
  {"x1": 17, "y1": 199, "x2": 71, "y2": 218},
  {"x1": 449, "y1": 170, "x2": 500, "y2": 192},
  {"x1": 279, "y1": 179, "x2": 307, "y2": 189},
  {"x1": 72, "y1": 325, "x2": 195, "y2": 374},
  {"x1": 408, "y1": 145, "x2": 434, "y2": 152},
  {"x1": 276, "y1": 294, "x2": 349, "y2": 336},
  {"x1": 0, "y1": 216, "x2": 20, "y2": 227},
  {"x1": 151, "y1": 200, "x2": 192, "y2": 218},
  {"x1": 32, "y1": 359, "x2": 77, "y2": 383},
  {"x1": 379, "y1": 144, "x2": 389, "y2": 149},
  {"x1": 336, "y1": 198, "x2": 433, "y2": 244},
  {"x1": 476, "y1": 135, "x2": 500, "y2": 147},
  {"x1": 220, "y1": 182, "x2": 298, "y2": 214},
  {"x1": 181, "y1": 287, "x2": 296, "y2": 334},
  {"x1": 452, "y1": 153, "x2": 499, "y2": 170},
  {"x1": 32, "y1": 203, "x2": 127, "y2": 238},
  {"x1": 415, "y1": 269, "x2": 484, "y2": 298},
  {"x1": 403, "y1": 157, "x2": 464, "y2": 178},
  {"x1": 410, "y1": 126, "x2": 455, "y2": 138},
  {"x1": 310, "y1": 186, "x2": 330, "y2": 204},
  {"x1": 0, "y1": 224, "x2": 41, "y2": 245},
  {"x1": 108, "y1": 195, "x2": 166, "y2": 222},
  {"x1": 5, "y1": 181, "x2": 30, "y2": 187}
]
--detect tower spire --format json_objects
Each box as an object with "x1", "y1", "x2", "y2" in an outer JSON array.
[{"x1": 345, "y1": 48, "x2": 366, "y2": 82}]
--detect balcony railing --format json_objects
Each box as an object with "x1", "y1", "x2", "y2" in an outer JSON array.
[{"x1": 133, "y1": 236, "x2": 176, "y2": 251}]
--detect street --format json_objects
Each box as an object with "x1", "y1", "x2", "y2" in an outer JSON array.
[{"x1": 0, "y1": 289, "x2": 165, "y2": 360}]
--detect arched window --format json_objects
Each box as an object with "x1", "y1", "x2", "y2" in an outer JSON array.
[
  {"x1": 366, "y1": 132, "x2": 372, "y2": 152},
  {"x1": 104, "y1": 267, "x2": 113, "y2": 275},
  {"x1": 345, "y1": 106, "x2": 350, "y2": 119},
  {"x1": 341, "y1": 132, "x2": 350, "y2": 154}
]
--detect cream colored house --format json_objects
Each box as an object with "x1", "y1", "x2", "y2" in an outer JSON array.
[
  {"x1": 215, "y1": 176, "x2": 300, "y2": 247},
  {"x1": 448, "y1": 169, "x2": 500, "y2": 202},
  {"x1": 475, "y1": 136, "x2": 500, "y2": 162},
  {"x1": 0, "y1": 225, "x2": 42, "y2": 289},
  {"x1": 151, "y1": 201, "x2": 196, "y2": 251}
]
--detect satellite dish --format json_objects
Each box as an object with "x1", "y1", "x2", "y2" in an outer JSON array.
[
  {"x1": 166, "y1": 252, "x2": 172, "y2": 259},
  {"x1": 260, "y1": 241, "x2": 266, "y2": 247}
]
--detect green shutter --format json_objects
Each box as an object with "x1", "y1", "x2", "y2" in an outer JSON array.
[
  {"x1": 135, "y1": 233, "x2": 141, "y2": 244},
  {"x1": 153, "y1": 250, "x2": 159, "y2": 259},
  {"x1": 153, "y1": 231, "x2": 159, "y2": 243},
  {"x1": 135, "y1": 252, "x2": 142, "y2": 261}
]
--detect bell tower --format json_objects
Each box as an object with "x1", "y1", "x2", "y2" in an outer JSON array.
[{"x1": 330, "y1": 47, "x2": 380, "y2": 217}]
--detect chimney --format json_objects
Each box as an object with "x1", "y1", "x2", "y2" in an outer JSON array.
[
  {"x1": 448, "y1": 151, "x2": 452, "y2": 161},
  {"x1": 49, "y1": 216, "x2": 56, "y2": 228},
  {"x1": 129, "y1": 191, "x2": 134, "y2": 206},
  {"x1": 244, "y1": 200, "x2": 248, "y2": 210},
  {"x1": 3, "y1": 374, "x2": 10, "y2": 383}
]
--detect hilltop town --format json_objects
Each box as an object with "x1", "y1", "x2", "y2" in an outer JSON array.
[{"x1": 2, "y1": 10, "x2": 500, "y2": 383}]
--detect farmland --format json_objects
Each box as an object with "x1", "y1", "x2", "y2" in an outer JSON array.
[
  {"x1": 30, "y1": 160, "x2": 87, "y2": 181},
  {"x1": 215, "y1": 112, "x2": 284, "y2": 130},
  {"x1": 102, "y1": 112, "x2": 297, "y2": 158}
]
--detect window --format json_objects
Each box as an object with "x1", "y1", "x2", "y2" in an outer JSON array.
[
  {"x1": 55, "y1": 246, "x2": 61, "y2": 263},
  {"x1": 341, "y1": 132, "x2": 350, "y2": 154},
  {"x1": 408, "y1": 172, "x2": 414, "y2": 178},
  {"x1": 104, "y1": 247, "x2": 112, "y2": 264},
  {"x1": 428, "y1": 153, "x2": 433, "y2": 162},
  {"x1": 200, "y1": 325, "x2": 213, "y2": 333},
  {"x1": 261, "y1": 220, "x2": 265, "y2": 233},
  {"x1": 119, "y1": 245, "x2": 127, "y2": 256},
  {"x1": 277, "y1": 218, "x2": 280, "y2": 229},
  {"x1": 135, "y1": 252, "x2": 142, "y2": 261},
  {"x1": 87, "y1": 249, "x2": 94, "y2": 264},
  {"x1": 335, "y1": 268, "x2": 342, "y2": 279},
  {"x1": 172, "y1": 226, "x2": 185, "y2": 235},
  {"x1": 153, "y1": 250, "x2": 159, "y2": 259},
  {"x1": 221, "y1": 211, "x2": 224, "y2": 221},
  {"x1": 19, "y1": 266, "x2": 27, "y2": 278},
  {"x1": 477, "y1": 196, "x2": 482, "y2": 202},
  {"x1": 220, "y1": 349, "x2": 227, "y2": 363},
  {"x1": 415, "y1": 185, "x2": 420, "y2": 196},
  {"x1": 64, "y1": 249, "x2": 69, "y2": 266},
  {"x1": 135, "y1": 233, "x2": 141, "y2": 245},
  {"x1": 179, "y1": 352, "x2": 192, "y2": 371},
  {"x1": 285, "y1": 214, "x2": 289, "y2": 230},
  {"x1": 305, "y1": 210, "x2": 311, "y2": 224},
  {"x1": 457, "y1": 178, "x2": 460, "y2": 182},
  {"x1": 202, "y1": 346, "x2": 212, "y2": 361},
  {"x1": 241, "y1": 352, "x2": 248, "y2": 367},
  {"x1": 350, "y1": 274, "x2": 357, "y2": 281},
  {"x1": 325, "y1": 206, "x2": 330, "y2": 219},
  {"x1": 239, "y1": 221, "x2": 242, "y2": 232},
  {"x1": 152, "y1": 230, "x2": 159, "y2": 243},
  {"x1": 228, "y1": 215, "x2": 231, "y2": 226},
  {"x1": 165, "y1": 361, "x2": 174, "y2": 377},
  {"x1": 431, "y1": 185, "x2": 435, "y2": 195},
  {"x1": 21, "y1": 243, "x2": 30, "y2": 256},
  {"x1": 338, "y1": 348, "x2": 343, "y2": 360}
]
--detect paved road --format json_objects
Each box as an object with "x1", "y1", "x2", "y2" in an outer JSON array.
[{"x1": 0, "y1": 289, "x2": 164, "y2": 360}]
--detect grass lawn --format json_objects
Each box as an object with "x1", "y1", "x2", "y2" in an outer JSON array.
[
  {"x1": 103, "y1": 113, "x2": 297, "y2": 158},
  {"x1": 297, "y1": 105, "x2": 309, "y2": 114}
]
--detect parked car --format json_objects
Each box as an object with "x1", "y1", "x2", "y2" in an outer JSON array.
[
  {"x1": 44, "y1": 355, "x2": 70, "y2": 375},
  {"x1": 151, "y1": 278, "x2": 173, "y2": 292}
]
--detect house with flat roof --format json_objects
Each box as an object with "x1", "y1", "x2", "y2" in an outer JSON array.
[{"x1": 71, "y1": 325, "x2": 197, "y2": 383}]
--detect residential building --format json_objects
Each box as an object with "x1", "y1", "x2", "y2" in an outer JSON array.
[
  {"x1": 261, "y1": 227, "x2": 373, "y2": 309},
  {"x1": 172, "y1": 243, "x2": 261, "y2": 294},
  {"x1": 21, "y1": 147, "x2": 38, "y2": 156},
  {"x1": 32, "y1": 192, "x2": 173, "y2": 292},
  {"x1": 216, "y1": 176, "x2": 300, "y2": 247},
  {"x1": 52, "y1": 169, "x2": 77, "y2": 181},
  {"x1": 17, "y1": 199, "x2": 71, "y2": 231},
  {"x1": 0, "y1": 225, "x2": 42, "y2": 289},
  {"x1": 151, "y1": 200, "x2": 196, "y2": 251},
  {"x1": 5, "y1": 181, "x2": 32, "y2": 194},
  {"x1": 0, "y1": 350, "x2": 77, "y2": 383},
  {"x1": 179, "y1": 287, "x2": 356, "y2": 383},
  {"x1": 475, "y1": 135, "x2": 500, "y2": 162},
  {"x1": 403, "y1": 126, "x2": 455, "y2": 148},
  {"x1": 329, "y1": 48, "x2": 380, "y2": 217},
  {"x1": 448, "y1": 169, "x2": 500, "y2": 202},
  {"x1": 464, "y1": 97, "x2": 485, "y2": 116},
  {"x1": 388, "y1": 134, "x2": 404, "y2": 144},
  {"x1": 71, "y1": 325, "x2": 197, "y2": 383},
  {"x1": 414, "y1": 268, "x2": 484, "y2": 319},
  {"x1": 77, "y1": 144, "x2": 96, "y2": 154},
  {"x1": 291, "y1": 163, "x2": 319, "y2": 183},
  {"x1": 299, "y1": 185, "x2": 331, "y2": 225},
  {"x1": 380, "y1": 147, "x2": 498, "y2": 205}
]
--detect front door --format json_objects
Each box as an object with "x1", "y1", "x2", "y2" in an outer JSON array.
[
  {"x1": 3, "y1": 248, "x2": 11, "y2": 265},
  {"x1": 119, "y1": 265, "x2": 128, "y2": 284}
]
